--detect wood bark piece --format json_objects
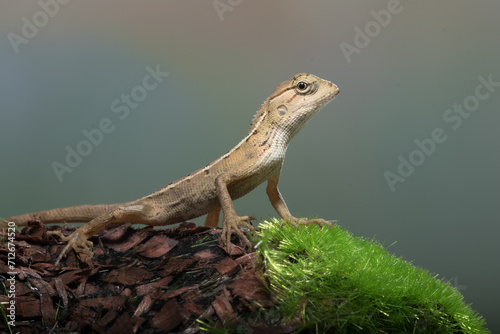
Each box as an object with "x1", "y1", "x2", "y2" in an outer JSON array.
[
  {"x1": 136, "y1": 235, "x2": 179, "y2": 258},
  {"x1": 0, "y1": 223, "x2": 281, "y2": 333}
]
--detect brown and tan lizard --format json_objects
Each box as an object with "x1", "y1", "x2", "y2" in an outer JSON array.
[{"x1": 2, "y1": 73, "x2": 339, "y2": 265}]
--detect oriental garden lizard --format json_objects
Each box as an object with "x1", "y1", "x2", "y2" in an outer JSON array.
[{"x1": 2, "y1": 73, "x2": 340, "y2": 265}]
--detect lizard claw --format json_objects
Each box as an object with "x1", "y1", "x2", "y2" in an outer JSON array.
[
  {"x1": 282, "y1": 217, "x2": 333, "y2": 229},
  {"x1": 221, "y1": 215, "x2": 255, "y2": 253},
  {"x1": 46, "y1": 230, "x2": 94, "y2": 266}
]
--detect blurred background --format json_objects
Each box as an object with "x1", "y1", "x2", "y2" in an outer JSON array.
[{"x1": 1, "y1": 1, "x2": 498, "y2": 330}]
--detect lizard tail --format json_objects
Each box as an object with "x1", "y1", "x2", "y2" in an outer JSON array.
[{"x1": 2, "y1": 203, "x2": 126, "y2": 227}]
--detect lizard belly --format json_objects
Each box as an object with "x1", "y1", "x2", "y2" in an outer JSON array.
[
  {"x1": 139, "y1": 181, "x2": 218, "y2": 225},
  {"x1": 227, "y1": 139, "x2": 287, "y2": 200},
  {"x1": 228, "y1": 160, "x2": 282, "y2": 200}
]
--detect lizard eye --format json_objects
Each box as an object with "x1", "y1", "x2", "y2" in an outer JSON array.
[{"x1": 296, "y1": 81, "x2": 309, "y2": 93}]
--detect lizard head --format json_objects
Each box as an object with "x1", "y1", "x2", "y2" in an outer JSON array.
[{"x1": 250, "y1": 73, "x2": 339, "y2": 143}]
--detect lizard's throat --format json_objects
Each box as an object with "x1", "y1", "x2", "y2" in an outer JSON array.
[{"x1": 282, "y1": 111, "x2": 320, "y2": 143}]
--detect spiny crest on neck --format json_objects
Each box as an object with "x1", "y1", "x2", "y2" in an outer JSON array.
[
  {"x1": 247, "y1": 77, "x2": 290, "y2": 134},
  {"x1": 248, "y1": 100, "x2": 268, "y2": 134}
]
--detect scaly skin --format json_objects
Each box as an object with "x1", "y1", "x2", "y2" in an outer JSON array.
[{"x1": 2, "y1": 73, "x2": 339, "y2": 265}]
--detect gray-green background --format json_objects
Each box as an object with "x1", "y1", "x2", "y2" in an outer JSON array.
[{"x1": 1, "y1": 1, "x2": 498, "y2": 330}]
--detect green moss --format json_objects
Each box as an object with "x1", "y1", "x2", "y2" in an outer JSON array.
[{"x1": 256, "y1": 219, "x2": 489, "y2": 333}]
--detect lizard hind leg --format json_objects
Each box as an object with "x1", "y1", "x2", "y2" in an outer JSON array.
[
  {"x1": 47, "y1": 204, "x2": 152, "y2": 265},
  {"x1": 204, "y1": 207, "x2": 221, "y2": 228},
  {"x1": 47, "y1": 230, "x2": 94, "y2": 265}
]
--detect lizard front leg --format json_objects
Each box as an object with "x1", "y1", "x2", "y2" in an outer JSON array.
[
  {"x1": 204, "y1": 207, "x2": 221, "y2": 228},
  {"x1": 47, "y1": 204, "x2": 153, "y2": 265},
  {"x1": 215, "y1": 172, "x2": 255, "y2": 251},
  {"x1": 266, "y1": 173, "x2": 333, "y2": 228}
]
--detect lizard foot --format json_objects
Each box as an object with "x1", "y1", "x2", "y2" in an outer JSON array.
[
  {"x1": 282, "y1": 217, "x2": 334, "y2": 229},
  {"x1": 221, "y1": 215, "x2": 255, "y2": 253},
  {"x1": 46, "y1": 230, "x2": 94, "y2": 266}
]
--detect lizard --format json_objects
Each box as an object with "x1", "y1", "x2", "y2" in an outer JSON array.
[{"x1": 2, "y1": 73, "x2": 340, "y2": 265}]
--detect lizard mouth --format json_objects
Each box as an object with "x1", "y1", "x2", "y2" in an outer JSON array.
[
  {"x1": 304, "y1": 83, "x2": 339, "y2": 109},
  {"x1": 322, "y1": 83, "x2": 340, "y2": 101}
]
